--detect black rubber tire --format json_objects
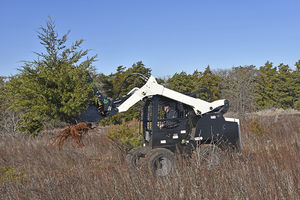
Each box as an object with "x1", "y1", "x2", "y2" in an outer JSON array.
[
  {"x1": 126, "y1": 146, "x2": 148, "y2": 170},
  {"x1": 143, "y1": 148, "x2": 175, "y2": 177},
  {"x1": 193, "y1": 144, "x2": 223, "y2": 170}
]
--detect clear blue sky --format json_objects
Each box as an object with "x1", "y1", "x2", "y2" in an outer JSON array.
[{"x1": 1, "y1": 0, "x2": 300, "y2": 77}]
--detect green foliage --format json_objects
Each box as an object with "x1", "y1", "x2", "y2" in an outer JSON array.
[
  {"x1": 275, "y1": 64, "x2": 294, "y2": 109},
  {"x1": 292, "y1": 61, "x2": 300, "y2": 110},
  {"x1": 167, "y1": 66, "x2": 221, "y2": 101},
  {"x1": 0, "y1": 76, "x2": 6, "y2": 112},
  {"x1": 294, "y1": 101, "x2": 300, "y2": 111},
  {"x1": 255, "y1": 61, "x2": 299, "y2": 110},
  {"x1": 193, "y1": 66, "x2": 221, "y2": 101},
  {"x1": 95, "y1": 73, "x2": 114, "y2": 98},
  {"x1": 0, "y1": 76, "x2": 7, "y2": 112},
  {"x1": 167, "y1": 71, "x2": 195, "y2": 93},
  {"x1": 100, "y1": 105, "x2": 141, "y2": 126},
  {"x1": 256, "y1": 61, "x2": 278, "y2": 109},
  {"x1": 0, "y1": 166, "x2": 25, "y2": 183},
  {"x1": 97, "y1": 61, "x2": 151, "y2": 125},
  {"x1": 112, "y1": 61, "x2": 152, "y2": 97},
  {"x1": 107, "y1": 121, "x2": 142, "y2": 151},
  {"x1": 156, "y1": 77, "x2": 167, "y2": 85},
  {"x1": 2, "y1": 19, "x2": 95, "y2": 134}
]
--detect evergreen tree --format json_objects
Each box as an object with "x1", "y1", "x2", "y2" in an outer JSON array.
[
  {"x1": 110, "y1": 61, "x2": 151, "y2": 98},
  {"x1": 0, "y1": 76, "x2": 6, "y2": 123},
  {"x1": 121, "y1": 61, "x2": 151, "y2": 96},
  {"x1": 275, "y1": 64, "x2": 294, "y2": 109},
  {"x1": 256, "y1": 61, "x2": 277, "y2": 109},
  {"x1": 2, "y1": 19, "x2": 96, "y2": 134},
  {"x1": 194, "y1": 66, "x2": 221, "y2": 101},
  {"x1": 112, "y1": 65, "x2": 126, "y2": 96},
  {"x1": 292, "y1": 60, "x2": 300, "y2": 110},
  {"x1": 98, "y1": 61, "x2": 151, "y2": 125},
  {"x1": 167, "y1": 71, "x2": 194, "y2": 93},
  {"x1": 95, "y1": 73, "x2": 114, "y2": 98},
  {"x1": 0, "y1": 76, "x2": 5, "y2": 106}
]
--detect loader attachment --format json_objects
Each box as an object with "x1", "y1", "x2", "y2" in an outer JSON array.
[
  {"x1": 78, "y1": 105, "x2": 106, "y2": 122},
  {"x1": 77, "y1": 73, "x2": 119, "y2": 123}
]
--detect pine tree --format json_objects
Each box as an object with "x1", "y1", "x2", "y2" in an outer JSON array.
[
  {"x1": 112, "y1": 65, "x2": 126, "y2": 96},
  {"x1": 292, "y1": 60, "x2": 300, "y2": 110},
  {"x1": 3, "y1": 19, "x2": 96, "y2": 134},
  {"x1": 98, "y1": 61, "x2": 151, "y2": 125},
  {"x1": 256, "y1": 61, "x2": 278, "y2": 109},
  {"x1": 95, "y1": 73, "x2": 114, "y2": 98},
  {"x1": 167, "y1": 71, "x2": 195, "y2": 94},
  {"x1": 194, "y1": 66, "x2": 221, "y2": 101},
  {"x1": 122, "y1": 61, "x2": 151, "y2": 97},
  {"x1": 275, "y1": 64, "x2": 294, "y2": 109}
]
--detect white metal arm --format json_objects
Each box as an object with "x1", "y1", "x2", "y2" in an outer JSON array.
[{"x1": 117, "y1": 76, "x2": 226, "y2": 115}]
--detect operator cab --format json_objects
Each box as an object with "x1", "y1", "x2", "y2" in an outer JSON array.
[
  {"x1": 142, "y1": 95, "x2": 190, "y2": 150},
  {"x1": 142, "y1": 95, "x2": 241, "y2": 152}
]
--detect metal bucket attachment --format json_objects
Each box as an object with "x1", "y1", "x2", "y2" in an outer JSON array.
[{"x1": 78, "y1": 105, "x2": 105, "y2": 122}]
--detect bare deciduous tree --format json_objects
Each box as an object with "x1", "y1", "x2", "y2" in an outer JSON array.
[{"x1": 216, "y1": 66, "x2": 258, "y2": 113}]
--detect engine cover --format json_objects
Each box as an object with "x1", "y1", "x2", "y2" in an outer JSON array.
[{"x1": 194, "y1": 113, "x2": 241, "y2": 149}]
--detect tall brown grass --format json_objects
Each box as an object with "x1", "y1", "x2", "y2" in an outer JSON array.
[{"x1": 0, "y1": 114, "x2": 299, "y2": 199}]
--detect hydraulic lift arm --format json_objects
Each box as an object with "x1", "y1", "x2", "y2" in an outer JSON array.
[{"x1": 116, "y1": 76, "x2": 228, "y2": 115}]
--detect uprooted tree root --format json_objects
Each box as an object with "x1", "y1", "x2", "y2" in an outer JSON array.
[{"x1": 52, "y1": 122, "x2": 92, "y2": 148}]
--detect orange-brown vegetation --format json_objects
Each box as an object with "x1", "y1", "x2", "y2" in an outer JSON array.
[
  {"x1": 52, "y1": 122, "x2": 91, "y2": 148},
  {"x1": 0, "y1": 113, "x2": 299, "y2": 199}
]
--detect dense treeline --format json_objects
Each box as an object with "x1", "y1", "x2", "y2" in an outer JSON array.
[{"x1": 0, "y1": 20, "x2": 299, "y2": 134}]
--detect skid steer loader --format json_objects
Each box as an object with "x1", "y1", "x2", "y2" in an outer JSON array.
[{"x1": 79, "y1": 73, "x2": 241, "y2": 176}]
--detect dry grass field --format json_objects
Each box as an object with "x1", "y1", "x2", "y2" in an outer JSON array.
[{"x1": 0, "y1": 113, "x2": 299, "y2": 200}]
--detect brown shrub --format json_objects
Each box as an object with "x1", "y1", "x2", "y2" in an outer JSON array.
[
  {"x1": 52, "y1": 122, "x2": 91, "y2": 148},
  {"x1": 0, "y1": 114, "x2": 299, "y2": 199}
]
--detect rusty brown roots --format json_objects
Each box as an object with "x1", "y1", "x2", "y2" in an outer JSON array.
[{"x1": 52, "y1": 122, "x2": 91, "y2": 148}]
